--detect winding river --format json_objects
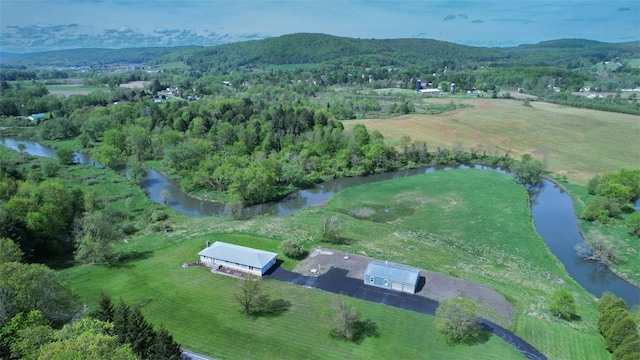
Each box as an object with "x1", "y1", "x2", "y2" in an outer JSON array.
[{"x1": 1, "y1": 138, "x2": 638, "y2": 306}]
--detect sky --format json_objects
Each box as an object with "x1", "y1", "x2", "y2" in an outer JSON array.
[{"x1": 1, "y1": 0, "x2": 639, "y2": 53}]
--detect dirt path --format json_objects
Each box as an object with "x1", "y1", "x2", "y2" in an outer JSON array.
[{"x1": 294, "y1": 248, "x2": 514, "y2": 326}]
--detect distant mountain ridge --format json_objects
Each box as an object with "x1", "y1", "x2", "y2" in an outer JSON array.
[
  {"x1": 2, "y1": 33, "x2": 639, "y2": 69},
  {"x1": 1, "y1": 46, "x2": 201, "y2": 67}
]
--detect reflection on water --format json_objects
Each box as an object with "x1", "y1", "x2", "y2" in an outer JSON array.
[
  {"x1": 2, "y1": 138, "x2": 638, "y2": 305},
  {"x1": 530, "y1": 180, "x2": 639, "y2": 305}
]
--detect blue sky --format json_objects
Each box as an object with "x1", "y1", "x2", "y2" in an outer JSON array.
[{"x1": 1, "y1": 0, "x2": 638, "y2": 53}]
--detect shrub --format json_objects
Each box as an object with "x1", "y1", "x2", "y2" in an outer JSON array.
[
  {"x1": 279, "y1": 239, "x2": 305, "y2": 259},
  {"x1": 598, "y1": 292, "x2": 628, "y2": 315},
  {"x1": 582, "y1": 196, "x2": 621, "y2": 222},
  {"x1": 613, "y1": 337, "x2": 640, "y2": 360},
  {"x1": 605, "y1": 314, "x2": 638, "y2": 352},
  {"x1": 149, "y1": 210, "x2": 168, "y2": 222},
  {"x1": 627, "y1": 213, "x2": 640, "y2": 238},
  {"x1": 587, "y1": 175, "x2": 602, "y2": 195},
  {"x1": 600, "y1": 183, "x2": 633, "y2": 204},
  {"x1": 599, "y1": 307, "x2": 628, "y2": 336},
  {"x1": 548, "y1": 288, "x2": 577, "y2": 320},
  {"x1": 319, "y1": 215, "x2": 342, "y2": 244}
]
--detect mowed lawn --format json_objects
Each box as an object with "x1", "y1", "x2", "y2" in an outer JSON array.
[
  {"x1": 343, "y1": 98, "x2": 640, "y2": 185},
  {"x1": 271, "y1": 170, "x2": 609, "y2": 359},
  {"x1": 60, "y1": 233, "x2": 523, "y2": 360}
]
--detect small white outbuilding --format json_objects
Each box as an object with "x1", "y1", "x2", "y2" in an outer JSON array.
[{"x1": 198, "y1": 241, "x2": 277, "y2": 276}]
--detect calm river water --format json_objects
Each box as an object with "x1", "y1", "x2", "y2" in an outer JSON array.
[{"x1": 1, "y1": 138, "x2": 638, "y2": 305}]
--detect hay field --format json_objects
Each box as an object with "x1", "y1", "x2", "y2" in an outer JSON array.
[{"x1": 343, "y1": 98, "x2": 640, "y2": 185}]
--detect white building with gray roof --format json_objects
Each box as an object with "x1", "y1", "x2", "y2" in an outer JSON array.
[
  {"x1": 198, "y1": 241, "x2": 277, "y2": 276},
  {"x1": 364, "y1": 261, "x2": 420, "y2": 293}
]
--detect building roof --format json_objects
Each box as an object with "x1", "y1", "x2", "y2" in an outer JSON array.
[
  {"x1": 364, "y1": 261, "x2": 420, "y2": 285},
  {"x1": 28, "y1": 113, "x2": 46, "y2": 120},
  {"x1": 198, "y1": 241, "x2": 277, "y2": 268}
]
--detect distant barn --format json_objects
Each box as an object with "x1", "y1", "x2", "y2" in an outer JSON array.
[{"x1": 364, "y1": 261, "x2": 420, "y2": 293}]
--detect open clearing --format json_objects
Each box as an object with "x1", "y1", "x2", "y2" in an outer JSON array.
[
  {"x1": 295, "y1": 248, "x2": 515, "y2": 325},
  {"x1": 92, "y1": 169, "x2": 611, "y2": 360},
  {"x1": 60, "y1": 232, "x2": 524, "y2": 360},
  {"x1": 343, "y1": 98, "x2": 640, "y2": 185},
  {"x1": 120, "y1": 80, "x2": 151, "y2": 89}
]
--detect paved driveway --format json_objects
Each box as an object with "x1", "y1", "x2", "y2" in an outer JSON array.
[{"x1": 264, "y1": 265, "x2": 546, "y2": 360}]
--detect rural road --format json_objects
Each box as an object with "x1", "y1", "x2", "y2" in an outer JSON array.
[{"x1": 264, "y1": 266, "x2": 547, "y2": 360}]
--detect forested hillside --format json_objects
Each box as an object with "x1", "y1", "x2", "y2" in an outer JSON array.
[
  {"x1": 158, "y1": 33, "x2": 502, "y2": 71},
  {"x1": 2, "y1": 46, "x2": 200, "y2": 67}
]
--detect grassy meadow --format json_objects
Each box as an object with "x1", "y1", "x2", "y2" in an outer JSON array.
[
  {"x1": 60, "y1": 169, "x2": 611, "y2": 359},
  {"x1": 60, "y1": 232, "x2": 523, "y2": 360},
  {"x1": 343, "y1": 97, "x2": 640, "y2": 185}
]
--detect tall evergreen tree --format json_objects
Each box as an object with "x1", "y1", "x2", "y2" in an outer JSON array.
[
  {"x1": 149, "y1": 324, "x2": 182, "y2": 360},
  {"x1": 113, "y1": 298, "x2": 130, "y2": 345},
  {"x1": 95, "y1": 292, "x2": 115, "y2": 323},
  {"x1": 126, "y1": 306, "x2": 156, "y2": 359}
]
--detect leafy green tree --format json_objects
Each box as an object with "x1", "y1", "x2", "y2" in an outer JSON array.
[
  {"x1": 0, "y1": 262, "x2": 80, "y2": 327},
  {"x1": 37, "y1": 328, "x2": 138, "y2": 360},
  {"x1": 41, "y1": 161, "x2": 61, "y2": 178},
  {"x1": 626, "y1": 213, "x2": 640, "y2": 238},
  {"x1": 233, "y1": 275, "x2": 268, "y2": 316},
  {"x1": 613, "y1": 337, "x2": 640, "y2": 360},
  {"x1": 9, "y1": 322, "x2": 56, "y2": 360},
  {"x1": 125, "y1": 125, "x2": 151, "y2": 161},
  {"x1": 435, "y1": 297, "x2": 483, "y2": 344},
  {"x1": 329, "y1": 298, "x2": 359, "y2": 341},
  {"x1": 581, "y1": 196, "x2": 622, "y2": 222},
  {"x1": 547, "y1": 288, "x2": 577, "y2": 320},
  {"x1": 0, "y1": 310, "x2": 49, "y2": 359},
  {"x1": 0, "y1": 237, "x2": 23, "y2": 264},
  {"x1": 126, "y1": 158, "x2": 147, "y2": 185},
  {"x1": 75, "y1": 133, "x2": 91, "y2": 149},
  {"x1": 599, "y1": 183, "x2": 633, "y2": 204},
  {"x1": 279, "y1": 239, "x2": 305, "y2": 259},
  {"x1": 605, "y1": 313, "x2": 638, "y2": 352},
  {"x1": 319, "y1": 215, "x2": 341, "y2": 244},
  {"x1": 598, "y1": 292, "x2": 628, "y2": 315},
  {"x1": 511, "y1": 154, "x2": 544, "y2": 185},
  {"x1": 600, "y1": 306, "x2": 627, "y2": 331},
  {"x1": 55, "y1": 148, "x2": 75, "y2": 166},
  {"x1": 92, "y1": 144, "x2": 122, "y2": 169},
  {"x1": 74, "y1": 210, "x2": 122, "y2": 264}
]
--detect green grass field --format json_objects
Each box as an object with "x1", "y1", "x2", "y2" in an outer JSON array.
[
  {"x1": 344, "y1": 98, "x2": 640, "y2": 185},
  {"x1": 60, "y1": 169, "x2": 611, "y2": 359},
  {"x1": 60, "y1": 232, "x2": 524, "y2": 359}
]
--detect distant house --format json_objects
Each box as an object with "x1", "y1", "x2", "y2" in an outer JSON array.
[
  {"x1": 418, "y1": 88, "x2": 443, "y2": 96},
  {"x1": 198, "y1": 241, "x2": 277, "y2": 276},
  {"x1": 364, "y1": 261, "x2": 420, "y2": 293},
  {"x1": 28, "y1": 113, "x2": 46, "y2": 121}
]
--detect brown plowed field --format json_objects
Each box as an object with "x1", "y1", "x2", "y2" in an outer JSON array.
[{"x1": 343, "y1": 98, "x2": 640, "y2": 185}]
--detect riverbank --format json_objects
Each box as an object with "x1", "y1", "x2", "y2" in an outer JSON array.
[
  {"x1": 0, "y1": 140, "x2": 619, "y2": 358},
  {"x1": 558, "y1": 178, "x2": 640, "y2": 288}
]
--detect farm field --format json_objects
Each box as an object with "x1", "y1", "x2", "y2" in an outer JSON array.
[
  {"x1": 343, "y1": 98, "x2": 640, "y2": 185},
  {"x1": 8, "y1": 78, "x2": 107, "y2": 96},
  {"x1": 60, "y1": 170, "x2": 611, "y2": 360}
]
